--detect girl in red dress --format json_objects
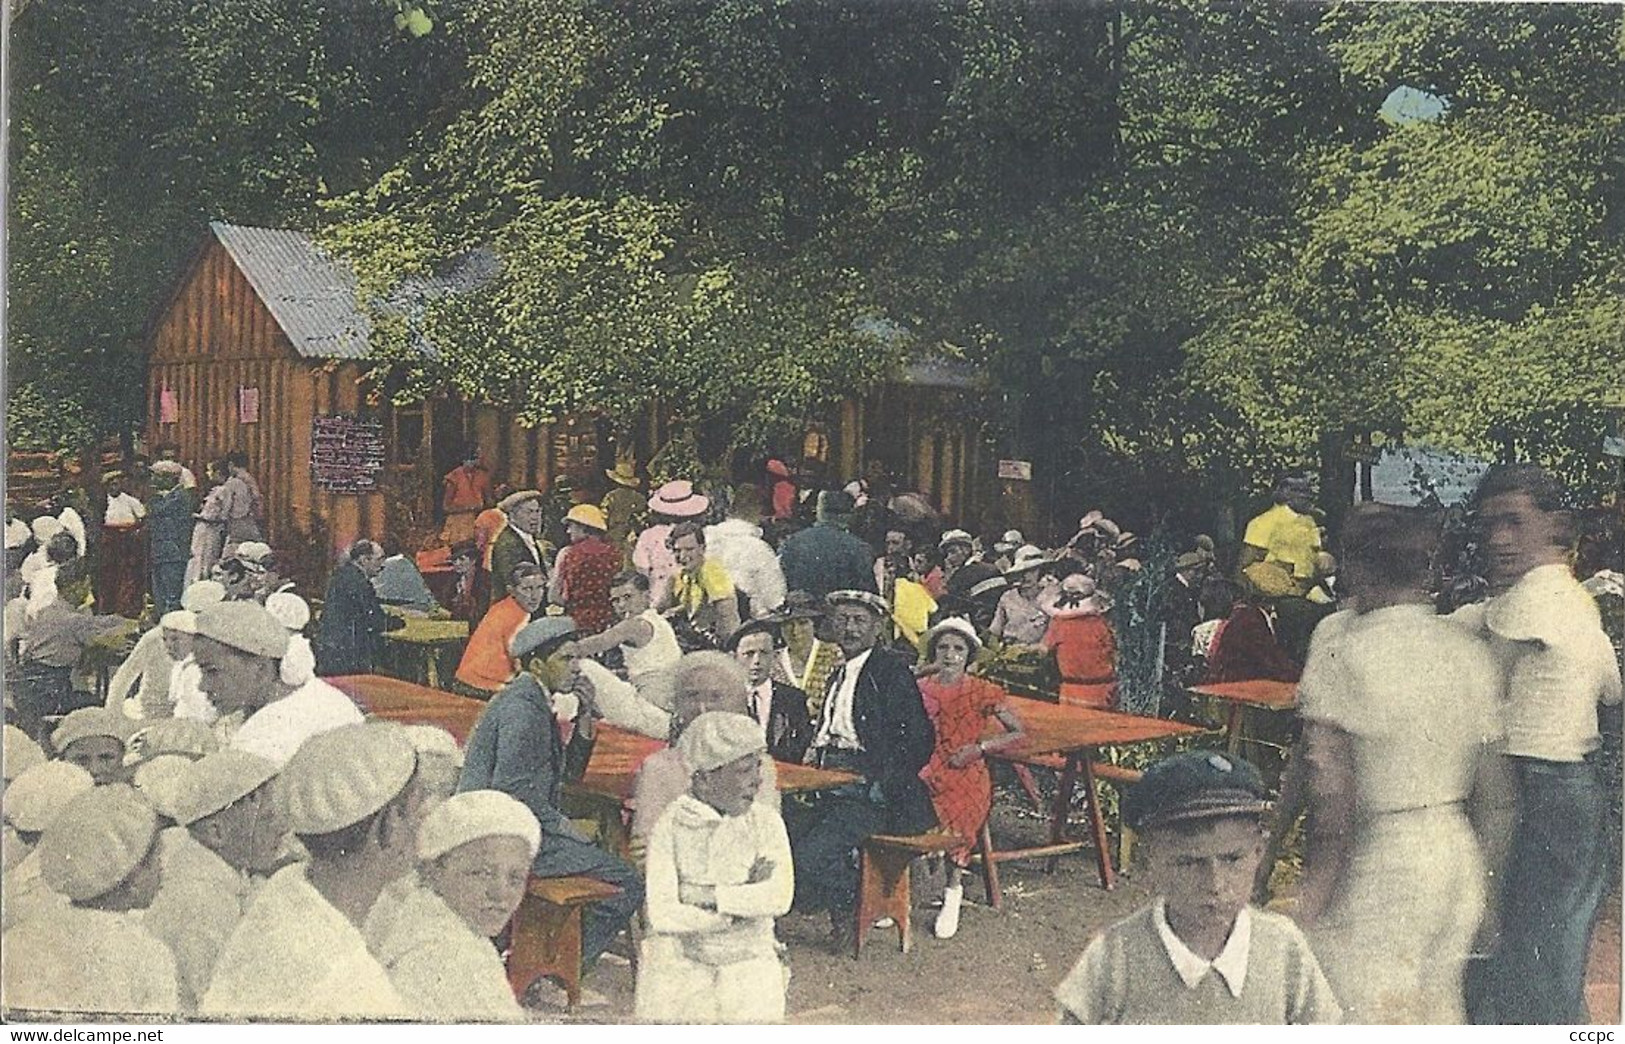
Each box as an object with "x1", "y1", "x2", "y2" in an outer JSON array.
[{"x1": 917, "y1": 617, "x2": 1026, "y2": 939}]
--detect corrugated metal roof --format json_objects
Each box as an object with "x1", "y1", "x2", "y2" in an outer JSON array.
[
  {"x1": 208, "y1": 222, "x2": 498, "y2": 361},
  {"x1": 210, "y1": 221, "x2": 372, "y2": 359}
]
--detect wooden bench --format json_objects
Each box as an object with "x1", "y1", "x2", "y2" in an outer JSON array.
[
  {"x1": 505, "y1": 875, "x2": 624, "y2": 1010},
  {"x1": 855, "y1": 832, "x2": 965, "y2": 958}
]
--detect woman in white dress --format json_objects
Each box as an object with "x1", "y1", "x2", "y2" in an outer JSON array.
[{"x1": 1291, "y1": 504, "x2": 1506, "y2": 1024}]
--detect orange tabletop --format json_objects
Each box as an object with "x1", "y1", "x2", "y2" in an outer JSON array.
[
  {"x1": 990, "y1": 694, "x2": 1206, "y2": 756},
  {"x1": 1186, "y1": 679, "x2": 1298, "y2": 711},
  {"x1": 327, "y1": 673, "x2": 488, "y2": 743}
]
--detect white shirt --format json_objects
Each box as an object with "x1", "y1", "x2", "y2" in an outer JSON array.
[
  {"x1": 229, "y1": 677, "x2": 364, "y2": 765},
  {"x1": 104, "y1": 492, "x2": 147, "y2": 527},
  {"x1": 811, "y1": 647, "x2": 872, "y2": 751},
  {"x1": 201, "y1": 863, "x2": 407, "y2": 1020},
  {"x1": 1152, "y1": 898, "x2": 1252, "y2": 998},
  {"x1": 170, "y1": 658, "x2": 218, "y2": 724},
  {"x1": 3, "y1": 903, "x2": 178, "y2": 1015},
  {"x1": 624, "y1": 608, "x2": 683, "y2": 686},
  {"x1": 704, "y1": 519, "x2": 787, "y2": 616},
  {"x1": 1455, "y1": 563, "x2": 1623, "y2": 762}
]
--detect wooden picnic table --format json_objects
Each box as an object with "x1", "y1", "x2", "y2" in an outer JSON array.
[
  {"x1": 980, "y1": 694, "x2": 1205, "y2": 892},
  {"x1": 379, "y1": 611, "x2": 470, "y2": 689},
  {"x1": 1185, "y1": 679, "x2": 1297, "y2": 754},
  {"x1": 327, "y1": 672, "x2": 487, "y2": 742}
]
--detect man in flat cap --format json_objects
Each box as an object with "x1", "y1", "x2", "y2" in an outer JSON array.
[
  {"x1": 488, "y1": 490, "x2": 551, "y2": 604},
  {"x1": 457, "y1": 615, "x2": 642, "y2": 1000},
  {"x1": 192, "y1": 601, "x2": 362, "y2": 763},
  {"x1": 2, "y1": 761, "x2": 94, "y2": 930},
  {"x1": 1054, "y1": 750, "x2": 1340, "y2": 1025},
  {"x1": 2, "y1": 784, "x2": 177, "y2": 1015},
  {"x1": 788, "y1": 588, "x2": 936, "y2": 946},
  {"x1": 202, "y1": 723, "x2": 423, "y2": 1019},
  {"x1": 145, "y1": 750, "x2": 285, "y2": 1011}
]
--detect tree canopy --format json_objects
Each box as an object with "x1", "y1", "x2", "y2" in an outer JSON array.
[{"x1": 8, "y1": 0, "x2": 1621, "y2": 509}]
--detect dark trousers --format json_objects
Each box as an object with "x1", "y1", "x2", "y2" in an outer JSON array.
[
  {"x1": 151, "y1": 561, "x2": 188, "y2": 616},
  {"x1": 12, "y1": 663, "x2": 93, "y2": 744},
  {"x1": 530, "y1": 830, "x2": 643, "y2": 971},
  {"x1": 786, "y1": 786, "x2": 889, "y2": 914},
  {"x1": 1478, "y1": 755, "x2": 1608, "y2": 1025}
]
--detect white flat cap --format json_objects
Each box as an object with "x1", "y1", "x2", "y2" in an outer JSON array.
[
  {"x1": 132, "y1": 755, "x2": 194, "y2": 820},
  {"x1": 417, "y1": 789, "x2": 540, "y2": 863},
  {"x1": 125, "y1": 718, "x2": 218, "y2": 766},
  {"x1": 264, "y1": 592, "x2": 311, "y2": 633},
  {"x1": 403, "y1": 725, "x2": 463, "y2": 765},
  {"x1": 283, "y1": 722, "x2": 417, "y2": 836},
  {"x1": 4, "y1": 725, "x2": 47, "y2": 781},
  {"x1": 30, "y1": 516, "x2": 62, "y2": 545},
  {"x1": 171, "y1": 749, "x2": 280, "y2": 827},
  {"x1": 234, "y1": 542, "x2": 274, "y2": 566},
  {"x1": 51, "y1": 707, "x2": 134, "y2": 755},
  {"x1": 181, "y1": 580, "x2": 228, "y2": 613},
  {"x1": 195, "y1": 601, "x2": 290, "y2": 660},
  {"x1": 161, "y1": 609, "x2": 199, "y2": 634},
  {"x1": 38, "y1": 784, "x2": 158, "y2": 902},
  {"x1": 4, "y1": 761, "x2": 94, "y2": 832},
  {"x1": 676, "y1": 711, "x2": 766, "y2": 774},
  {"x1": 4, "y1": 518, "x2": 30, "y2": 550}
]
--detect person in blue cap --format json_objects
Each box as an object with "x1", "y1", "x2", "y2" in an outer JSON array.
[
  {"x1": 456, "y1": 615, "x2": 642, "y2": 1005},
  {"x1": 1054, "y1": 750, "x2": 1341, "y2": 1024}
]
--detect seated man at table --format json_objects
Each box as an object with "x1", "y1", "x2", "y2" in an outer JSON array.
[
  {"x1": 313, "y1": 540, "x2": 404, "y2": 677},
  {"x1": 1054, "y1": 750, "x2": 1340, "y2": 1025},
  {"x1": 567, "y1": 571, "x2": 683, "y2": 692},
  {"x1": 454, "y1": 562, "x2": 548, "y2": 696},
  {"x1": 787, "y1": 589, "x2": 936, "y2": 949},
  {"x1": 456, "y1": 615, "x2": 643, "y2": 1001}
]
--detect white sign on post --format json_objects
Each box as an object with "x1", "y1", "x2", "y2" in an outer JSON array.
[{"x1": 997, "y1": 459, "x2": 1033, "y2": 481}]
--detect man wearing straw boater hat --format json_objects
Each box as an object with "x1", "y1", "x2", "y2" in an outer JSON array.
[
  {"x1": 788, "y1": 588, "x2": 935, "y2": 947},
  {"x1": 488, "y1": 489, "x2": 551, "y2": 604}
]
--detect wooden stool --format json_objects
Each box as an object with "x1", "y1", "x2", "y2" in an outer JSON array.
[
  {"x1": 505, "y1": 875, "x2": 624, "y2": 1010},
  {"x1": 855, "y1": 832, "x2": 964, "y2": 958}
]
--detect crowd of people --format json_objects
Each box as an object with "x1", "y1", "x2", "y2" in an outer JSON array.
[{"x1": 1, "y1": 444, "x2": 1621, "y2": 1025}]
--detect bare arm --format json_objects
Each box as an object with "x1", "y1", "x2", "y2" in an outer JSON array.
[
  {"x1": 567, "y1": 616, "x2": 654, "y2": 660},
  {"x1": 1292, "y1": 722, "x2": 1357, "y2": 926}
]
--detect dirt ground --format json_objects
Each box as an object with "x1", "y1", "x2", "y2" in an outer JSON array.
[{"x1": 553, "y1": 792, "x2": 1624, "y2": 1026}]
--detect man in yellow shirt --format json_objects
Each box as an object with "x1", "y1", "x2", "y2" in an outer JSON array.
[
  {"x1": 1237, "y1": 475, "x2": 1323, "y2": 597},
  {"x1": 660, "y1": 522, "x2": 741, "y2": 646}
]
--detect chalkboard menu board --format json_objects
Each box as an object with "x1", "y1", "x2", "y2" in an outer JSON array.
[{"x1": 311, "y1": 415, "x2": 386, "y2": 494}]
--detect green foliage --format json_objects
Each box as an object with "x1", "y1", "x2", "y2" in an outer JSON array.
[{"x1": 5, "y1": 385, "x2": 96, "y2": 454}]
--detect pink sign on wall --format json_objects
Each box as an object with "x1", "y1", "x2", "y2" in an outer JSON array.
[
  {"x1": 159, "y1": 387, "x2": 179, "y2": 424},
  {"x1": 238, "y1": 386, "x2": 260, "y2": 424}
]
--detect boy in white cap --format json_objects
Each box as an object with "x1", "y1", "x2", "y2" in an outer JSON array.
[
  {"x1": 2, "y1": 784, "x2": 177, "y2": 1015},
  {"x1": 192, "y1": 600, "x2": 362, "y2": 763},
  {"x1": 202, "y1": 722, "x2": 422, "y2": 1019},
  {"x1": 145, "y1": 749, "x2": 284, "y2": 1010},
  {"x1": 51, "y1": 707, "x2": 135, "y2": 785},
  {"x1": 1, "y1": 761, "x2": 95, "y2": 929},
  {"x1": 106, "y1": 608, "x2": 196, "y2": 719},
  {"x1": 167, "y1": 580, "x2": 228, "y2": 723},
  {"x1": 636, "y1": 711, "x2": 794, "y2": 1024},
  {"x1": 365, "y1": 790, "x2": 539, "y2": 1021}
]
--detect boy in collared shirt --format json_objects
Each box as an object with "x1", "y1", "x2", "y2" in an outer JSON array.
[{"x1": 1054, "y1": 751, "x2": 1341, "y2": 1024}]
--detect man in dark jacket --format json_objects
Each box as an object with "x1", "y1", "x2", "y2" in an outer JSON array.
[
  {"x1": 775, "y1": 490, "x2": 877, "y2": 601},
  {"x1": 457, "y1": 617, "x2": 642, "y2": 982},
  {"x1": 146, "y1": 462, "x2": 195, "y2": 615},
  {"x1": 728, "y1": 618, "x2": 811, "y2": 763},
  {"x1": 788, "y1": 589, "x2": 936, "y2": 944},
  {"x1": 313, "y1": 540, "x2": 401, "y2": 676}
]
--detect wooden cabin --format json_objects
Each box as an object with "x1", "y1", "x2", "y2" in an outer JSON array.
[{"x1": 146, "y1": 222, "x2": 1002, "y2": 579}]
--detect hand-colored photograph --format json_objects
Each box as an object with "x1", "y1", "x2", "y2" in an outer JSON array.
[{"x1": 2, "y1": 0, "x2": 1620, "y2": 1027}]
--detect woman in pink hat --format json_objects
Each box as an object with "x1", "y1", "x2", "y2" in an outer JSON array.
[{"x1": 633, "y1": 481, "x2": 710, "y2": 599}]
